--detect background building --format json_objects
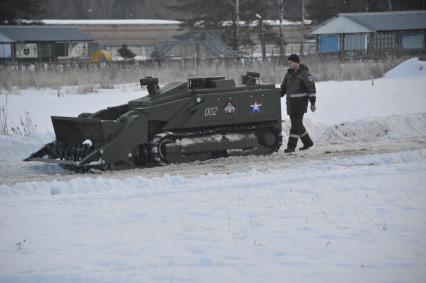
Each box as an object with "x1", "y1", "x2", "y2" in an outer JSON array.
[
  {"x1": 0, "y1": 18, "x2": 317, "y2": 62},
  {"x1": 154, "y1": 30, "x2": 238, "y2": 60},
  {"x1": 311, "y1": 11, "x2": 426, "y2": 56},
  {"x1": 42, "y1": 18, "x2": 315, "y2": 60},
  {"x1": 42, "y1": 19, "x2": 183, "y2": 59},
  {"x1": 0, "y1": 26, "x2": 94, "y2": 62}
]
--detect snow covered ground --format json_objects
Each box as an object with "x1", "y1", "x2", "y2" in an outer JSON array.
[{"x1": 0, "y1": 58, "x2": 425, "y2": 283}]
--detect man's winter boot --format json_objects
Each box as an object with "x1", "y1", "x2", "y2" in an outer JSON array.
[
  {"x1": 285, "y1": 136, "x2": 298, "y2": 153},
  {"x1": 299, "y1": 133, "x2": 313, "y2": 151}
]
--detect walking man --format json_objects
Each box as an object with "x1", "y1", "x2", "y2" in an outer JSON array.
[{"x1": 280, "y1": 54, "x2": 316, "y2": 153}]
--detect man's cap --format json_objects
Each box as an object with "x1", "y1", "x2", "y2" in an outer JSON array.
[{"x1": 288, "y1": 54, "x2": 300, "y2": 63}]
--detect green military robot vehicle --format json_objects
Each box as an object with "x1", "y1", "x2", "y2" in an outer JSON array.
[{"x1": 25, "y1": 72, "x2": 282, "y2": 171}]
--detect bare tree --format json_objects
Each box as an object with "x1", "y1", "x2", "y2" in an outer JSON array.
[{"x1": 277, "y1": 0, "x2": 286, "y2": 59}]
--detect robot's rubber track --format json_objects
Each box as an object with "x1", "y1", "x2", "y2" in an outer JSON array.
[{"x1": 150, "y1": 124, "x2": 282, "y2": 165}]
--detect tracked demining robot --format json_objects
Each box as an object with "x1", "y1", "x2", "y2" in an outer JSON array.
[{"x1": 25, "y1": 73, "x2": 282, "y2": 171}]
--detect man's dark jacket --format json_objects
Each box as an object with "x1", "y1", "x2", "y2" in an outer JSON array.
[{"x1": 280, "y1": 64, "x2": 316, "y2": 115}]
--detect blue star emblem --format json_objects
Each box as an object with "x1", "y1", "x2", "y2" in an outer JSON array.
[{"x1": 250, "y1": 101, "x2": 262, "y2": 113}]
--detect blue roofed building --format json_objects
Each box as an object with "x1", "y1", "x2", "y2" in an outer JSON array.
[
  {"x1": 310, "y1": 11, "x2": 426, "y2": 57},
  {"x1": 0, "y1": 26, "x2": 94, "y2": 62}
]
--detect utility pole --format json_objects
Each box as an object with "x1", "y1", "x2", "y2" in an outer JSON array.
[
  {"x1": 88, "y1": 0, "x2": 94, "y2": 19},
  {"x1": 236, "y1": 0, "x2": 239, "y2": 51},
  {"x1": 388, "y1": 0, "x2": 392, "y2": 11},
  {"x1": 300, "y1": 0, "x2": 305, "y2": 55},
  {"x1": 68, "y1": 0, "x2": 71, "y2": 19},
  {"x1": 256, "y1": 13, "x2": 266, "y2": 61},
  {"x1": 236, "y1": 0, "x2": 240, "y2": 32}
]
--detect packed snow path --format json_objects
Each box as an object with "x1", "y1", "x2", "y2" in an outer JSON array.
[{"x1": 0, "y1": 136, "x2": 425, "y2": 186}]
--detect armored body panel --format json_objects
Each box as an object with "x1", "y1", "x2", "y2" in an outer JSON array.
[{"x1": 25, "y1": 73, "x2": 282, "y2": 171}]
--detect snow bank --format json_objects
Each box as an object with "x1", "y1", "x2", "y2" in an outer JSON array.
[
  {"x1": 280, "y1": 112, "x2": 426, "y2": 146},
  {"x1": 301, "y1": 74, "x2": 426, "y2": 125},
  {"x1": 0, "y1": 133, "x2": 53, "y2": 161},
  {"x1": 315, "y1": 113, "x2": 426, "y2": 144},
  {"x1": 384, "y1": 58, "x2": 426, "y2": 79}
]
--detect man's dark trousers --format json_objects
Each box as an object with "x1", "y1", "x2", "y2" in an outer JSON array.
[{"x1": 287, "y1": 113, "x2": 313, "y2": 150}]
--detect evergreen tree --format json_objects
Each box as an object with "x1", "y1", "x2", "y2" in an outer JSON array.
[
  {"x1": 306, "y1": 0, "x2": 425, "y2": 24},
  {"x1": 169, "y1": 0, "x2": 231, "y2": 29},
  {"x1": 0, "y1": 0, "x2": 42, "y2": 25},
  {"x1": 392, "y1": 0, "x2": 425, "y2": 10},
  {"x1": 306, "y1": 0, "x2": 369, "y2": 24},
  {"x1": 168, "y1": 0, "x2": 236, "y2": 47},
  {"x1": 368, "y1": 0, "x2": 389, "y2": 11},
  {"x1": 168, "y1": 0, "x2": 277, "y2": 51}
]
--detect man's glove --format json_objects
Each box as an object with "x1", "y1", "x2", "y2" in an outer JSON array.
[{"x1": 310, "y1": 104, "x2": 316, "y2": 112}]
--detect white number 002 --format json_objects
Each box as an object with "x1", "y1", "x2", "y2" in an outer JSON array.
[{"x1": 204, "y1": 107, "x2": 218, "y2": 117}]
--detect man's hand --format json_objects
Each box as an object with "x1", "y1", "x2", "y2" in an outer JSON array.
[{"x1": 310, "y1": 104, "x2": 316, "y2": 112}]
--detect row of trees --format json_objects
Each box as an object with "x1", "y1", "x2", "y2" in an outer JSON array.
[
  {"x1": 0, "y1": 0, "x2": 42, "y2": 24},
  {"x1": 308, "y1": 0, "x2": 426, "y2": 23},
  {"x1": 1, "y1": 0, "x2": 425, "y2": 25},
  {"x1": 0, "y1": 0, "x2": 183, "y2": 23}
]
